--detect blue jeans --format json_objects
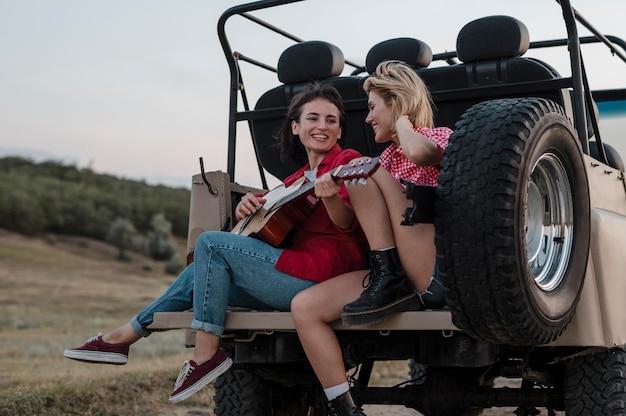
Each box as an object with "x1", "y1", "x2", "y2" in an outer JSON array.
[{"x1": 131, "y1": 231, "x2": 316, "y2": 337}]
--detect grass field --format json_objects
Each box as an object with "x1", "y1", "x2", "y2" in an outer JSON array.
[
  {"x1": 0, "y1": 229, "x2": 218, "y2": 415},
  {"x1": 0, "y1": 230, "x2": 423, "y2": 415},
  {"x1": 0, "y1": 229, "x2": 561, "y2": 416}
]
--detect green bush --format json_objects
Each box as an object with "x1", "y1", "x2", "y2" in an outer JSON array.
[
  {"x1": 0, "y1": 186, "x2": 46, "y2": 234},
  {"x1": 164, "y1": 255, "x2": 184, "y2": 275},
  {"x1": 0, "y1": 157, "x2": 190, "y2": 239},
  {"x1": 106, "y1": 217, "x2": 139, "y2": 261},
  {"x1": 147, "y1": 213, "x2": 177, "y2": 260}
]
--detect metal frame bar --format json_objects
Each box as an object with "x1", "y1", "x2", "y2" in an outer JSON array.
[{"x1": 217, "y1": 0, "x2": 626, "y2": 182}]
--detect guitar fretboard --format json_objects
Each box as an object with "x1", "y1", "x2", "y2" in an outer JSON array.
[{"x1": 267, "y1": 180, "x2": 315, "y2": 213}]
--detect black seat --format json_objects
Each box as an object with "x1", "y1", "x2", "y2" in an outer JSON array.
[
  {"x1": 253, "y1": 38, "x2": 437, "y2": 181},
  {"x1": 332, "y1": 38, "x2": 434, "y2": 163},
  {"x1": 252, "y1": 41, "x2": 345, "y2": 180},
  {"x1": 253, "y1": 41, "x2": 387, "y2": 181},
  {"x1": 418, "y1": 15, "x2": 570, "y2": 129},
  {"x1": 365, "y1": 37, "x2": 433, "y2": 74}
]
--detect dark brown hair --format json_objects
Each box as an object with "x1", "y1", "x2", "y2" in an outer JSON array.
[{"x1": 277, "y1": 82, "x2": 347, "y2": 165}]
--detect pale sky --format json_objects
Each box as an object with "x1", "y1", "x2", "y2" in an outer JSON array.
[{"x1": 1, "y1": 0, "x2": 625, "y2": 189}]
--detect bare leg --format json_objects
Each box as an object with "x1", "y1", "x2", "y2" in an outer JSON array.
[
  {"x1": 192, "y1": 331, "x2": 221, "y2": 365},
  {"x1": 347, "y1": 168, "x2": 435, "y2": 291},
  {"x1": 346, "y1": 175, "x2": 396, "y2": 249},
  {"x1": 101, "y1": 322, "x2": 141, "y2": 345},
  {"x1": 99, "y1": 323, "x2": 221, "y2": 365},
  {"x1": 292, "y1": 270, "x2": 367, "y2": 388}
]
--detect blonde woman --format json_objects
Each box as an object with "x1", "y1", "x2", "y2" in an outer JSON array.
[{"x1": 292, "y1": 61, "x2": 451, "y2": 415}]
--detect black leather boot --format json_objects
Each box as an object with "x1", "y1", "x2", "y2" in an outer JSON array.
[
  {"x1": 342, "y1": 248, "x2": 421, "y2": 326},
  {"x1": 326, "y1": 391, "x2": 366, "y2": 416}
]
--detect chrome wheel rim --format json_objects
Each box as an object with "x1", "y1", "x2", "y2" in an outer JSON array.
[{"x1": 525, "y1": 153, "x2": 574, "y2": 291}]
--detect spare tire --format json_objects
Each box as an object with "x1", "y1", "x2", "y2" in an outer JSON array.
[{"x1": 435, "y1": 97, "x2": 590, "y2": 346}]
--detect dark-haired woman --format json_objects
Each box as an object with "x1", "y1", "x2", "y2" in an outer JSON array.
[{"x1": 64, "y1": 83, "x2": 367, "y2": 405}]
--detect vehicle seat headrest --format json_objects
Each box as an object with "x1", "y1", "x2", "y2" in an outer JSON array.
[
  {"x1": 456, "y1": 15, "x2": 530, "y2": 62},
  {"x1": 277, "y1": 40, "x2": 345, "y2": 84},
  {"x1": 365, "y1": 37, "x2": 433, "y2": 73}
]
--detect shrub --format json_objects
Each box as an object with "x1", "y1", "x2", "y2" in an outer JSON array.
[
  {"x1": 106, "y1": 217, "x2": 138, "y2": 261},
  {"x1": 164, "y1": 255, "x2": 184, "y2": 275},
  {"x1": 147, "y1": 213, "x2": 177, "y2": 261}
]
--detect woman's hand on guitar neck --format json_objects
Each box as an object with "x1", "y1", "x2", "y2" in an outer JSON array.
[
  {"x1": 235, "y1": 192, "x2": 266, "y2": 221},
  {"x1": 314, "y1": 171, "x2": 342, "y2": 199}
]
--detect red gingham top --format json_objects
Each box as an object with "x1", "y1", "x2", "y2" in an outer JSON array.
[{"x1": 380, "y1": 126, "x2": 452, "y2": 186}]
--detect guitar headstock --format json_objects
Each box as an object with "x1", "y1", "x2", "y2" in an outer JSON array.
[{"x1": 332, "y1": 156, "x2": 381, "y2": 181}]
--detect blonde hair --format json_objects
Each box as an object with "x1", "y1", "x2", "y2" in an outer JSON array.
[{"x1": 363, "y1": 60, "x2": 434, "y2": 128}]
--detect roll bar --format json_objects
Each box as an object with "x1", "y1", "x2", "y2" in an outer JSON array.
[{"x1": 217, "y1": 0, "x2": 626, "y2": 182}]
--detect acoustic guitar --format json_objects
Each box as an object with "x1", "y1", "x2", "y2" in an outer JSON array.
[{"x1": 231, "y1": 156, "x2": 380, "y2": 247}]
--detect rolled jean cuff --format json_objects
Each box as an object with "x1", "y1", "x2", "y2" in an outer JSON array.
[
  {"x1": 130, "y1": 316, "x2": 152, "y2": 338},
  {"x1": 191, "y1": 319, "x2": 224, "y2": 337}
]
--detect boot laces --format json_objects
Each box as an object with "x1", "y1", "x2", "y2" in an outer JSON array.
[
  {"x1": 361, "y1": 271, "x2": 372, "y2": 289},
  {"x1": 361, "y1": 271, "x2": 383, "y2": 295}
]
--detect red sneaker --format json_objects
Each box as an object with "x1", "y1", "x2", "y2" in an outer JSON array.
[
  {"x1": 63, "y1": 334, "x2": 129, "y2": 365},
  {"x1": 168, "y1": 348, "x2": 233, "y2": 403}
]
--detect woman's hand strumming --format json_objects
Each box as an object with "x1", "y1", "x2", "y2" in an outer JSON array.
[{"x1": 235, "y1": 192, "x2": 266, "y2": 221}]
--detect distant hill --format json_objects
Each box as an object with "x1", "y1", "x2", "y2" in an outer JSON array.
[{"x1": 0, "y1": 157, "x2": 190, "y2": 239}]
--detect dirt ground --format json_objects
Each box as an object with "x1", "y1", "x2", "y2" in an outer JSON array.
[
  {"x1": 161, "y1": 402, "x2": 559, "y2": 416},
  {"x1": 0, "y1": 230, "x2": 564, "y2": 416},
  {"x1": 154, "y1": 378, "x2": 565, "y2": 416}
]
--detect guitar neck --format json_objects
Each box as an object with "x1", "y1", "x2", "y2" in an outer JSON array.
[
  {"x1": 268, "y1": 180, "x2": 316, "y2": 212},
  {"x1": 267, "y1": 156, "x2": 380, "y2": 212}
]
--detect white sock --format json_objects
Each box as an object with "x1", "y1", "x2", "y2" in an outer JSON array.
[{"x1": 324, "y1": 381, "x2": 350, "y2": 401}]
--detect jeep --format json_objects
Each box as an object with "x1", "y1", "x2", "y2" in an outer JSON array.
[{"x1": 149, "y1": 1, "x2": 626, "y2": 414}]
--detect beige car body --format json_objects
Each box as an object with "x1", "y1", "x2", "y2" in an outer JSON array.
[{"x1": 151, "y1": 154, "x2": 626, "y2": 349}]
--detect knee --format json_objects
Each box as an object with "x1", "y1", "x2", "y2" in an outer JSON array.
[
  {"x1": 195, "y1": 230, "x2": 223, "y2": 251},
  {"x1": 291, "y1": 291, "x2": 315, "y2": 325},
  {"x1": 197, "y1": 230, "x2": 219, "y2": 243}
]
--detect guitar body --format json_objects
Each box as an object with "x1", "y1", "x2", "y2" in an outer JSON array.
[
  {"x1": 232, "y1": 193, "x2": 315, "y2": 247},
  {"x1": 230, "y1": 176, "x2": 315, "y2": 247},
  {"x1": 231, "y1": 157, "x2": 380, "y2": 247}
]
